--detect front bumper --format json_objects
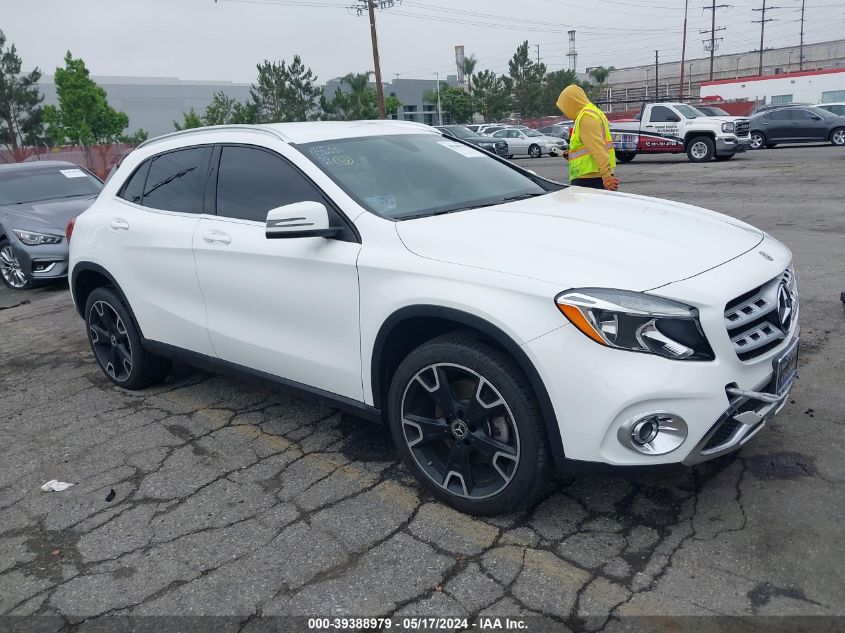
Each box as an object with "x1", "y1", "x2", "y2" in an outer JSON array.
[
  {"x1": 8, "y1": 235, "x2": 69, "y2": 281},
  {"x1": 522, "y1": 241, "x2": 797, "y2": 467},
  {"x1": 716, "y1": 134, "x2": 751, "y2": 155}
]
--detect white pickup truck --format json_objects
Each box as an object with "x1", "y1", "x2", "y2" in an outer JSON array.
[{"x1": 610, "y1": 102, "x2": 751, "y2": 163}]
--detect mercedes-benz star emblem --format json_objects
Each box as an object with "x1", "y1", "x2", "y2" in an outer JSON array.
[
  {"x1": 777, "y1": 281, "x2": 794, "y2": 331},
  {"x1": 450, "y1": 419, "x2": 468, "y2": 440}
]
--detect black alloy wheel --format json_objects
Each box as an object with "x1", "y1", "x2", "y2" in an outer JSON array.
[
  {"x1": 84, "y1": 287, "x2": 172, "y2": 389},
  {"x1": 388, "y1": 334, "x2": 550, "y2": 515},
  {"x1": 401, "y1": 363, "x2": 521, "y2": 500},
  {"x1": 88, "y1": 299, "x2": 134, "y2": 383}
]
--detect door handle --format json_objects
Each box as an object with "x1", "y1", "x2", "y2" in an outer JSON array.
[
  {"x1": 202, "y1": 230, "x2": 231, "y2": 245},
  {"x1": 109, "y1": 218, "x2": 129, "y2": 231}
]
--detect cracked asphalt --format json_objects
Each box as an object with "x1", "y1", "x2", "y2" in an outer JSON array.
[{"x1": 1, "y1": 145, "x2": 843, "y2": 632}]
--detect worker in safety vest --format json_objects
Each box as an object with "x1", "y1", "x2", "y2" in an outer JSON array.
[{"x1": 556, "y1": 85, "x2": 619, "y2": 191}]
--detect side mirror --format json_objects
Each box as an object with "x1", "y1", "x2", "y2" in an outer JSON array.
[
  {"x1": 811, "y1": 115, "x2": 822, "y2": 120},
  {"x1": 265, "y1": 201, "x2": 341, "y2": 239}
]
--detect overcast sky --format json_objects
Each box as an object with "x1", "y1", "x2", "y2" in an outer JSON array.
[{"x1": 6, "y1": 0, "x2": 843, "y2": 84}]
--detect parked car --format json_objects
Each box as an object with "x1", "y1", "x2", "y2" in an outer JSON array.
[
  {"x1": 478, "y1": 125, "x2": 508, "y2": 136},
  {"x1": 0, "y1": 161, "x2": 102, "y2": 289},
  {"x1": 749, "y1": 105, "x2": 845, "y2": 149},
  {"x1": 817, "y1": 102, "x2": 845, "y2": 117},
  {"x1": 750, "y1": 102, "x2": 812, "y2": 116},
  {"x1": 465, "y1": 124, "x2": 483, "y2": 133},
  {"x1": 434, "y1": 125, "x2": 510, "y2": 157},
  {"x1": 491, "y1": 128, "x2": 567, "y2": 158},
  {"x1": 70, "y1": 121, "x2": 799, "y2": 514},
  {"x1": 537, "y1": 123, "x2": 572, "y2": 143},
  {"x1": 612, "y1": 102, "x2": 751, "y2": 162}
]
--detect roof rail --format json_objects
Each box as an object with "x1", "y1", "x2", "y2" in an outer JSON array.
[{"x1": 136, "y1": 124, "x2": 286, "y2": 150}]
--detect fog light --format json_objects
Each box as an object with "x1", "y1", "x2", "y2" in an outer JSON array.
[
  {"x1": 618, "y1": 412, "x2": 688, "y2": 455},
  {"x1": 631, "y1": 418, "x2": 659, "y2": 445}
]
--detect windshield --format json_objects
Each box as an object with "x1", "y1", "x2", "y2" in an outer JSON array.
[
  {"x1": 676, "y1": 104, "x2": 706, "y2": 118},
  {"x1": 444, "y1": 126, "x2": 479, "y2": 139},
  {"x1": 300, "y1": 134, "x2": 553, "y2": 220},
  {"x1": 809, "y1": 107, "x2": 835, "y2": 118},
  {"x1": 703, "y1": 106, "x2": 729, "y2": 116},
  {"x1": 0, "y1": 167, "x2": 102, "y2": 205},
  {"x1": 523, "y1": 129, "x2": 543, "y2": 137}
]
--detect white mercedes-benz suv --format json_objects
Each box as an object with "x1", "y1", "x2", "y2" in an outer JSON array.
[{"x1": 68, "y1": 121, "x2": 799, "y2": 514}]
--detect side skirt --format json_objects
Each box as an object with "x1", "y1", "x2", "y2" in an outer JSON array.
[{"x1": 143, "y1": 339, "x2": 384, "y2": 424}]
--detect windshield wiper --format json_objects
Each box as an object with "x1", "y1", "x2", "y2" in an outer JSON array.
[
  {"x1": 12, "y1": 193, "x2": 96, "y2": 205},
  {"x1": 500, "y1": 192, "x2": 548, "y2": 203}
]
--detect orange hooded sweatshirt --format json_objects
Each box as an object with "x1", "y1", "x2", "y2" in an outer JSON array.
[{"x1": 556, "y1": 85, "x2": 613, "y2": 180}]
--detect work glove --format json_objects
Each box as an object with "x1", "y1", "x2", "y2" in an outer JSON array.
[{"x1": 603, "y1": 174, "x2": 619, "y2": 191}]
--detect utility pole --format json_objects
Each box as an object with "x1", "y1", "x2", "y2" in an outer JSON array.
[
  {"x1": 702, "y1": 1, "x2": 729, "y2": 80},
  {"x1": 799, "y1": 0, "x2": 806, "y2": 70},
  {"x1": 654, "y1": 50, "x2": 659, "y2": 98},
  {"x1": 752, "y1": 0, "x2": 783, "y2": 76},
  {"x1": 351, "y1": 0, "x2": 397, "y2": 119},
  {"x1": 679, "y1": 0, "x2": 689, "y2": 100},
  {"x1": 535, "y1": 44, "x2": 541, "y2": 65}
]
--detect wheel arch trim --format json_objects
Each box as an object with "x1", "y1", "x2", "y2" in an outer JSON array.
[
  {"x1": 371, "y1": 305, "x2": 566, "y2": 462},
  {"x1": 70, "y1": 262, "x2": 144, "y2": 337}
]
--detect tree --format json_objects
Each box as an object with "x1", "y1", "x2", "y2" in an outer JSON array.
[
  {"x1": 586, "y1": 65, "x2": 615, "y2": 102},
  {"x1": 320, "y1": 72, "x2": 400, "y2": 121},
  {"x1": 460, "y1": 54, "x2": 478, "y2": 91},
  {"x1": 0, "y1": 31, "x2": 44, "y2": 161},
  {"x1": 173, "y1": 108, "x2": 203, "y2": 131},
  {"x1": 203, "y1": 91, "x2": 238, "y2": 126},
  {"x1": 121, "y1": 128, "x2": 148, "y2": 144},
  {"x1": 541, "y1": 69, "x2": 582, "y2": 115},
  {"x1": 471, "y1": 70, "x2": 510, "y2": 122},
  {"x1": 43, "y1": 52, "x2": 129, "y2": 146},
  {"x1": 384, "y1": 93, "x2": 401, "y2": 118},
  {"x1": 250, "y1": 55, "x2": 321, "y2": 123},
  {"x1": 507, "y1": 41, "x2": 546, "y2": 117},
  {"x1": 438, "y1": 86, "x2": 474, "y2": 124}
]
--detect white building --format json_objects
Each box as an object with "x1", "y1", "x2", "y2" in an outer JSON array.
[{"x1": 699, "y1": 67, "x2": 845, "y2": 106}]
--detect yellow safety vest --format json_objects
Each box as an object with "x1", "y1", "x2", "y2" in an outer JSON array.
[{"x1": 569, "y1": 104, "x2": 616, "y2": 180}]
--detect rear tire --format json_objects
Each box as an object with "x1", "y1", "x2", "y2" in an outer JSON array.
[
  {"x1": 85, "y1": 287, "x2": 172, "y2": 389},
  {"x1": 387, "y1": 333, "x2": 551, "y2": 515},
  {"x1": 831, "y1": 127, "x2": 845, "y2": 146},
  {"x1": 528, "y1": 144, "x2": 542, "y2": 159},
  {"x1": 686, "y1": 136, "x2": 715, "y2": 162},
  {"x1": 616, "y1": 152, "x2": 636, "y2": 163}
]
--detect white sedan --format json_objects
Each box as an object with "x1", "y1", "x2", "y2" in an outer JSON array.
[{"x1": 492, "y1": 128, "x2": 567, "y2": 158}]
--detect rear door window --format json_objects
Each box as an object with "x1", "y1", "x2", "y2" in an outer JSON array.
[
  {"x1": 215, "y1": 145, "x2": 325, "y2": 222},
  {"x1": 142, "y1": 147, "x2": 212, "y2": 213}
]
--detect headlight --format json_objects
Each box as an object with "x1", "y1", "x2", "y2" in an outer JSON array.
[
  {"x1": 555, "y1": 288, "x2": 714, "y2": 361},
  {"x1": 12, "y1": 229, "x2": 63, "y2": 246},
  {"x1": 479, "y1": 142, "x2": 494, "y2": 148},
  {"x1": 722, "y1": 122, "x2": 736, "y2": 133}
]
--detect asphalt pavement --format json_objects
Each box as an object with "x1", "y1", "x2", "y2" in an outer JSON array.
[{"x1": 1, "y1": 144, "x2": 843, "y2": 632}]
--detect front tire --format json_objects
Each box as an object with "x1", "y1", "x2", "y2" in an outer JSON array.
[
  {"x1": 0, "y1": 240, "x2": 32, "y2": 289},
  {"x1": 85, "y1": 287, "x2": 171, "y2": 389},
  {"x1": 686, "y1": 136, "x2": 715, "y2": 162},
  {"x1": 616, "y1": 152, "x2": 636, "y2": 163},
  {"x1": 750, "y1": 131, "x2": 766, "y2": 150},
  {"x1": 831, "y1": 127, "x2": 845, "y2": 146},
  {"x1": 528, "y1": 144, "x2": 542, "y2": 159},
  {"x1": 387, "y1": 333, "x2": 551, "y2": 515}
]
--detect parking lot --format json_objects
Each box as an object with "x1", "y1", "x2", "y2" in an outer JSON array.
[{"x1": 1, "y1": 145, "x2": 843, "y2": 630}]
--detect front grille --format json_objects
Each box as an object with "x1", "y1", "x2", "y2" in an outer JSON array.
[
  {"x1": 735, "y1": 120, "x2": 750, "y2": 137},
  {"x1": 724, "y1": 268, "x2": 797, "y2": 361}
]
